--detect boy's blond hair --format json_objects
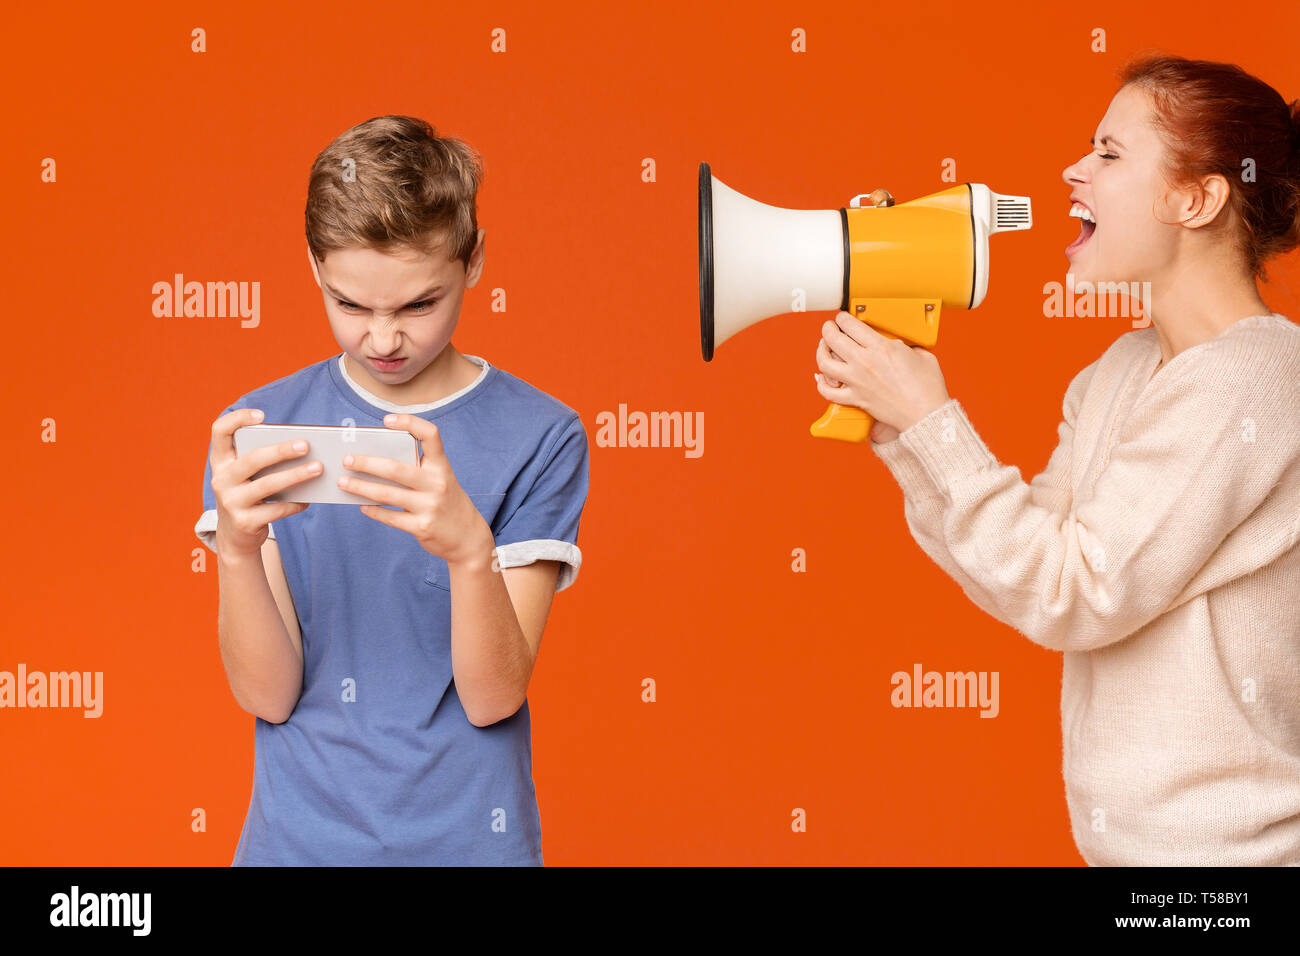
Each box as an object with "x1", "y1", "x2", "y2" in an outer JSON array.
[{"x1": 305, "y1": 115, "x2": 483, "y2": 269}]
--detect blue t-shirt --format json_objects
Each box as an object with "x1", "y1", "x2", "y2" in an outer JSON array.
[{"x1": 195, "y1": 352, "x2": 588, "y2": 865}]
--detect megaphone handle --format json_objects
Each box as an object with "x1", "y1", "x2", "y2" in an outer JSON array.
[{"x1": 809, "y1": 328, "x2": 904, "y2": 443}]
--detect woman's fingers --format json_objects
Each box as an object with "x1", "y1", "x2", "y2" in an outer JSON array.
[
  {"x1": 816, "y1": 334, "x2": 849, "y2": 388},
  {"x1": 816, "y1": 336, "x2": 847, "y2": 375}
]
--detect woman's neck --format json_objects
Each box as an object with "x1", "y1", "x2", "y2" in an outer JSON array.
[{"x1": 1144, "y1": 264, "x2": 1271, "y2": 365}]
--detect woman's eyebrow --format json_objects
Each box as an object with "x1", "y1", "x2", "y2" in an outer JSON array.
[{"x1": 1090, "y1": 134, "x2": 1126, "y2": 150}]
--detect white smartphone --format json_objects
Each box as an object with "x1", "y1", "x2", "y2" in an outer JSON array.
[{"x1": 234, "y1": 423, "x2": 420, "y2": 505}]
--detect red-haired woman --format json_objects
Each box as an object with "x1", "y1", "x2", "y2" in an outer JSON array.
[{"x1": 816, "y1": 54, "x2": 1300, "y2": 865}]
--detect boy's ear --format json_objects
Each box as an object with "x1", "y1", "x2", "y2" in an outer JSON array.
[
  {"x1": 306, "y1": 244, "x2": 322, "y2": 288},
  {"x1": 465, "y1": 228, "x2": 486, "y2": 289}
]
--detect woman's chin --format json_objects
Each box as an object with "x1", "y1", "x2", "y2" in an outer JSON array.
[{"x1": 1066, "y1": 263, "x2": 1106, "y2": 285}]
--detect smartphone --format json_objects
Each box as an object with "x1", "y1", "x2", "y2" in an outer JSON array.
[{"x1": 234, "y1": 423, "x2": 420, "y2": 505}]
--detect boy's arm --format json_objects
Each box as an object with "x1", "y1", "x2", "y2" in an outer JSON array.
[
  {"x1": 216, "y1": 535, "x2": 305, "y2": 724},
  {"x1": 447, "y1": 549, "x2": 560, "y2": 727},
  {"x1": 201, "y1": 403, "x2": 306, "y2": 724},
  {"x1": 501, "y1": 562, "x2": 560, "y2": 656},
  {"x1": 446, "y1": 412, "x2": 588, "y2": 726}
]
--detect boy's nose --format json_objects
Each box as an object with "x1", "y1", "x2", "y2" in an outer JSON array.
[{"x1": 368, "y1": 319, "x2": 401, "y2": 349}]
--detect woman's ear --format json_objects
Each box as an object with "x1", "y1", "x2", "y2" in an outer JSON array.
[{"x1": 1177, "y1": 173, "x2": 1233, "y2": 228}]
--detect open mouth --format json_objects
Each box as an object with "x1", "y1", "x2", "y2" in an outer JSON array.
[{"x1": 1066, "y1": 202, "x2": 1096, "y2": 255}]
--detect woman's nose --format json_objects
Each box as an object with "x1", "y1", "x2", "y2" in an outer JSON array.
[{"x1": 1062, "y1": 155, "x2": 1088, "y2": 186}]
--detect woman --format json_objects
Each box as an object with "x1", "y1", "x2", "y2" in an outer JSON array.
[{"x1": 814, "y1": 53, "x2": 1300, "y2": 866}]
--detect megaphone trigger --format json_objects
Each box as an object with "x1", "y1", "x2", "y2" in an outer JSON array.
[{"x1": 809, "y1": 325, "x2": 905, "y2": 443}]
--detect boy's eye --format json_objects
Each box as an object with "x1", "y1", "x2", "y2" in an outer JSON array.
[
  {"x1": 334, "y1": 299, "x2": 439, "y2": 312},
  {"x1": 1097, "y1": 153, "x2": 1119, "y2": 161}
]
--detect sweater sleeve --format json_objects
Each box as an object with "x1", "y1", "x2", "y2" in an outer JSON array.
[
  {"x1": 1027, "y1": 358, "x2": 1098, "y2": 515},
  {"x1": 870, "y1": 339, "x2": 1300, "y2": 653},
  {"x1": 869, "y1": 358, "x2": 1096, "y2": 618},
  {"x1": 874, "y1": 357, "x2": 1098, "y2": 514}
]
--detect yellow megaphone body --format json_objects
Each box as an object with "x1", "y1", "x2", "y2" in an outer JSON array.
[{"x1": 698, "y1": 162, "x2": 1032, "y2": 442}]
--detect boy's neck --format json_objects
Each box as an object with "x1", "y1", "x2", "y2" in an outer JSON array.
[{"x1": 345, "y1": 345, "x2": 481, "y2": 407}]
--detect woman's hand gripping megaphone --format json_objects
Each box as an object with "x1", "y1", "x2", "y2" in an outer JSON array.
[{"x1": 814, "y1": 311, "x2": 951, "y2": 444}]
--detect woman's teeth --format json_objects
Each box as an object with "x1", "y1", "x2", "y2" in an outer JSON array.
[{"x1": 1069, "y1": 202, "x2": 1096, "y2": 224}]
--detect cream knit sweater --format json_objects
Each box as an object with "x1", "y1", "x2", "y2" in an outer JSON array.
[{"x1": 870, "y1": 312, "x2": 1300, "y2": 866}]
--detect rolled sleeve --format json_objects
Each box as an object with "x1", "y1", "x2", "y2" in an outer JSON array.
[{"x1": 492, "y1": 414, "x2": 589, "y2": 592}]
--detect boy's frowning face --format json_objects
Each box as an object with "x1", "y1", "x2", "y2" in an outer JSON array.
[{"x1": 308, "y1": 230, "x2": 485, "y2": 403}]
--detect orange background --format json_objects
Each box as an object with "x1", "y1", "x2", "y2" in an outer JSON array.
[{"x1": 4, "y1": 0, "x2": 1298, "y2": 865}]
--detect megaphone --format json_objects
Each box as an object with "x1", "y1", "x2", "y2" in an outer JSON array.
[{"x1": 698, "y1": 162, "x2": 1032, "y2": 442}]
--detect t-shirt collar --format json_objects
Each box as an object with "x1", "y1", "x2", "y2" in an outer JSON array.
[{"x1": 336, "y1": 352, "x2": 491, "y2": 414}]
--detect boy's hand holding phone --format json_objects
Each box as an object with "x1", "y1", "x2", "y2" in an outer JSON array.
[
  {"x1": 341, "y1": 413, "x2": 495, "y2": 569},
  {"x1": 209, "y1": 408, "x2": 316, "y2": 558}
]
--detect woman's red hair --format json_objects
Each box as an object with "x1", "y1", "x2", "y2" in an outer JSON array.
[{"x1": 1119, "y1": 53, "x2": 1300, "y2": 282}]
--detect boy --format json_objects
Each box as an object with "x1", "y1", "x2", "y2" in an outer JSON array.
[{"x1": 194, "y1": 115, "x2": 589, "y2": 865}]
